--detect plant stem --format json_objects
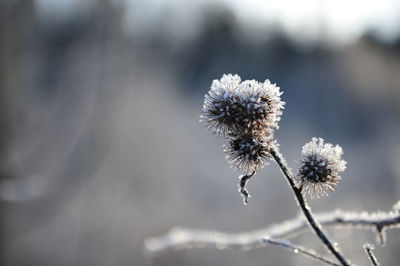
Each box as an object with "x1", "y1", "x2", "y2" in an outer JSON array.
[
  {"x1": 363, "y1": 243, "x2": 380, "y2": 266},
  {"x1": 270, "y1": 148, "x2": 351, "y2": 266}
]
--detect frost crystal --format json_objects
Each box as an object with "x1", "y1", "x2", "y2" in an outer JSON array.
[
  {"x1": 201, "y1": 74, "x2": 285, "y2": 137},
  {"x1": 224, "y1": 134, "x2": 274, "y2": 174},
  {"x1": 295, "y1": 138, "x2": 347, "y2": 198},
  {"x1": 393, "y1": 201, "x2": 400, "y2": 213}
]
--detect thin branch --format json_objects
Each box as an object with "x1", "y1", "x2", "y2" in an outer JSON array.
[
  {"x1": 270, "y1": 148, "x2": 351, "y2": 266},
  {"x1": 145, "y1": 227, "x2": 268, "y2": 254},
  {"x1": 144, "y1": 227, "x2": 338, "y2": 265},
  {"x1": 376, "y1": 225, "x2": 386, "y2": 246},
  {"x1": 238, "y1": 171, "x2": 255, "y2": 205},
  {"x1": 262, "y1": 237, "x2": 340, "y2": 266},
  {"x1": 144, "y1": 202, "x2": 400, "y2": 255},
  {"x1": 363, "y1": 243, "x2": 380, "y2": 266}
]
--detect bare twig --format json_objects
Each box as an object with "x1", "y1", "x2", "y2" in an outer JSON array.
[
  {"x1": 270, "y1": 148, "x2": 351, "y2": 265},
  {"x1": 363, "y1": 243, "x2": 380, "y2": 266},
  {"x1": 144, "y1": 202, "x2": 400, "y2": 257},
  {"x1": 262, "y1": 237, "x2": 340, "y2": 266},
  {"x1": 238, "y1": 171, "x2": 255, "y2": 205},
  {"x1": 144, "y1": 227, "x2": 338, "y2": 265},
  {"x1": 145, "y1": 227, "x2": 267, "y2": 254},
  {"x1": 376, "y1": 226, "x2": 386, "y2": 246}
]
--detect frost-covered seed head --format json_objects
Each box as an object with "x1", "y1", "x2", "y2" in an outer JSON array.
[
  {"x1": 200, "y1": 74, "x2": 285, "y2": 137},
  {"x1": 295, "y1": 137, "x2": 347, "y2": 198},
  {"x1": 224, "y1": 134, "x2": 274, "y2": 174}
]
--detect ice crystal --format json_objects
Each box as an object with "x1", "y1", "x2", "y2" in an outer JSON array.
[
  {"x1": 295, "y1": 137, "x2": 347, "y2": 198},
  {"x1": 393, "y1": 201, "x2": 400, "y2": 213},
  {"x1": 201, "y1": 74, "x2": 285, "y2": 137}
]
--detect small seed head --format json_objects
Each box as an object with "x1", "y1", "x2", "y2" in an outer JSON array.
[
  {"x1": 224, "y1": 134, "x2": 275, "y2": 174},
  {"x1": 296, "y1": 137, "x2": 346, "y2": 198}
]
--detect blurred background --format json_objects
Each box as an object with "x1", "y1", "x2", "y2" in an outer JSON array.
[{"x1": 1, "y1": 0, "x2": 400, "y2": 265}]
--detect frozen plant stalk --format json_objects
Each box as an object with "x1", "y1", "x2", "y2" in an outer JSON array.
[
  {"x1": 146, "y1": 74, "x2": 400, "y2": 265},
  {"x1": 201, "y1": 74, "x2": 284, "y2": 202},
  {"x1": 200, "y1": 74, "x2": 351, "y2": 265}
]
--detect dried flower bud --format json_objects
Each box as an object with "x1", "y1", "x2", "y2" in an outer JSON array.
[
  {"x1": 295, "y1": 137, "x2": 347, "y2": 198},
  {"x1": 224, "y1": 134, "x2": 274, "y2": 174},
  {"x1": 200, "y1": 74, "x2": 285, "y2": 137}
]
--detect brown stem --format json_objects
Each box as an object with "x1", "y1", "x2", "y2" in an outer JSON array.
[{"x1": 270, "y1": 148, "x2": 351, "y2": 266}]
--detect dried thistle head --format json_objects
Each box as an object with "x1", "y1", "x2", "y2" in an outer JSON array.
[
  {"x1": 200, "y1": 74, "x2": 285, "y2": 137},
  {"x1": 295, "y1": 137, "x2": 347, "y2": 198},
  {"x1": 224, "y1": 134, "x2": 275, "y2": 174}
]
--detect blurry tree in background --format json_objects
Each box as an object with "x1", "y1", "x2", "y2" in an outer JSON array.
[{"x1": 1, "y1": 0, "x2": 400, "y2": 265}]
